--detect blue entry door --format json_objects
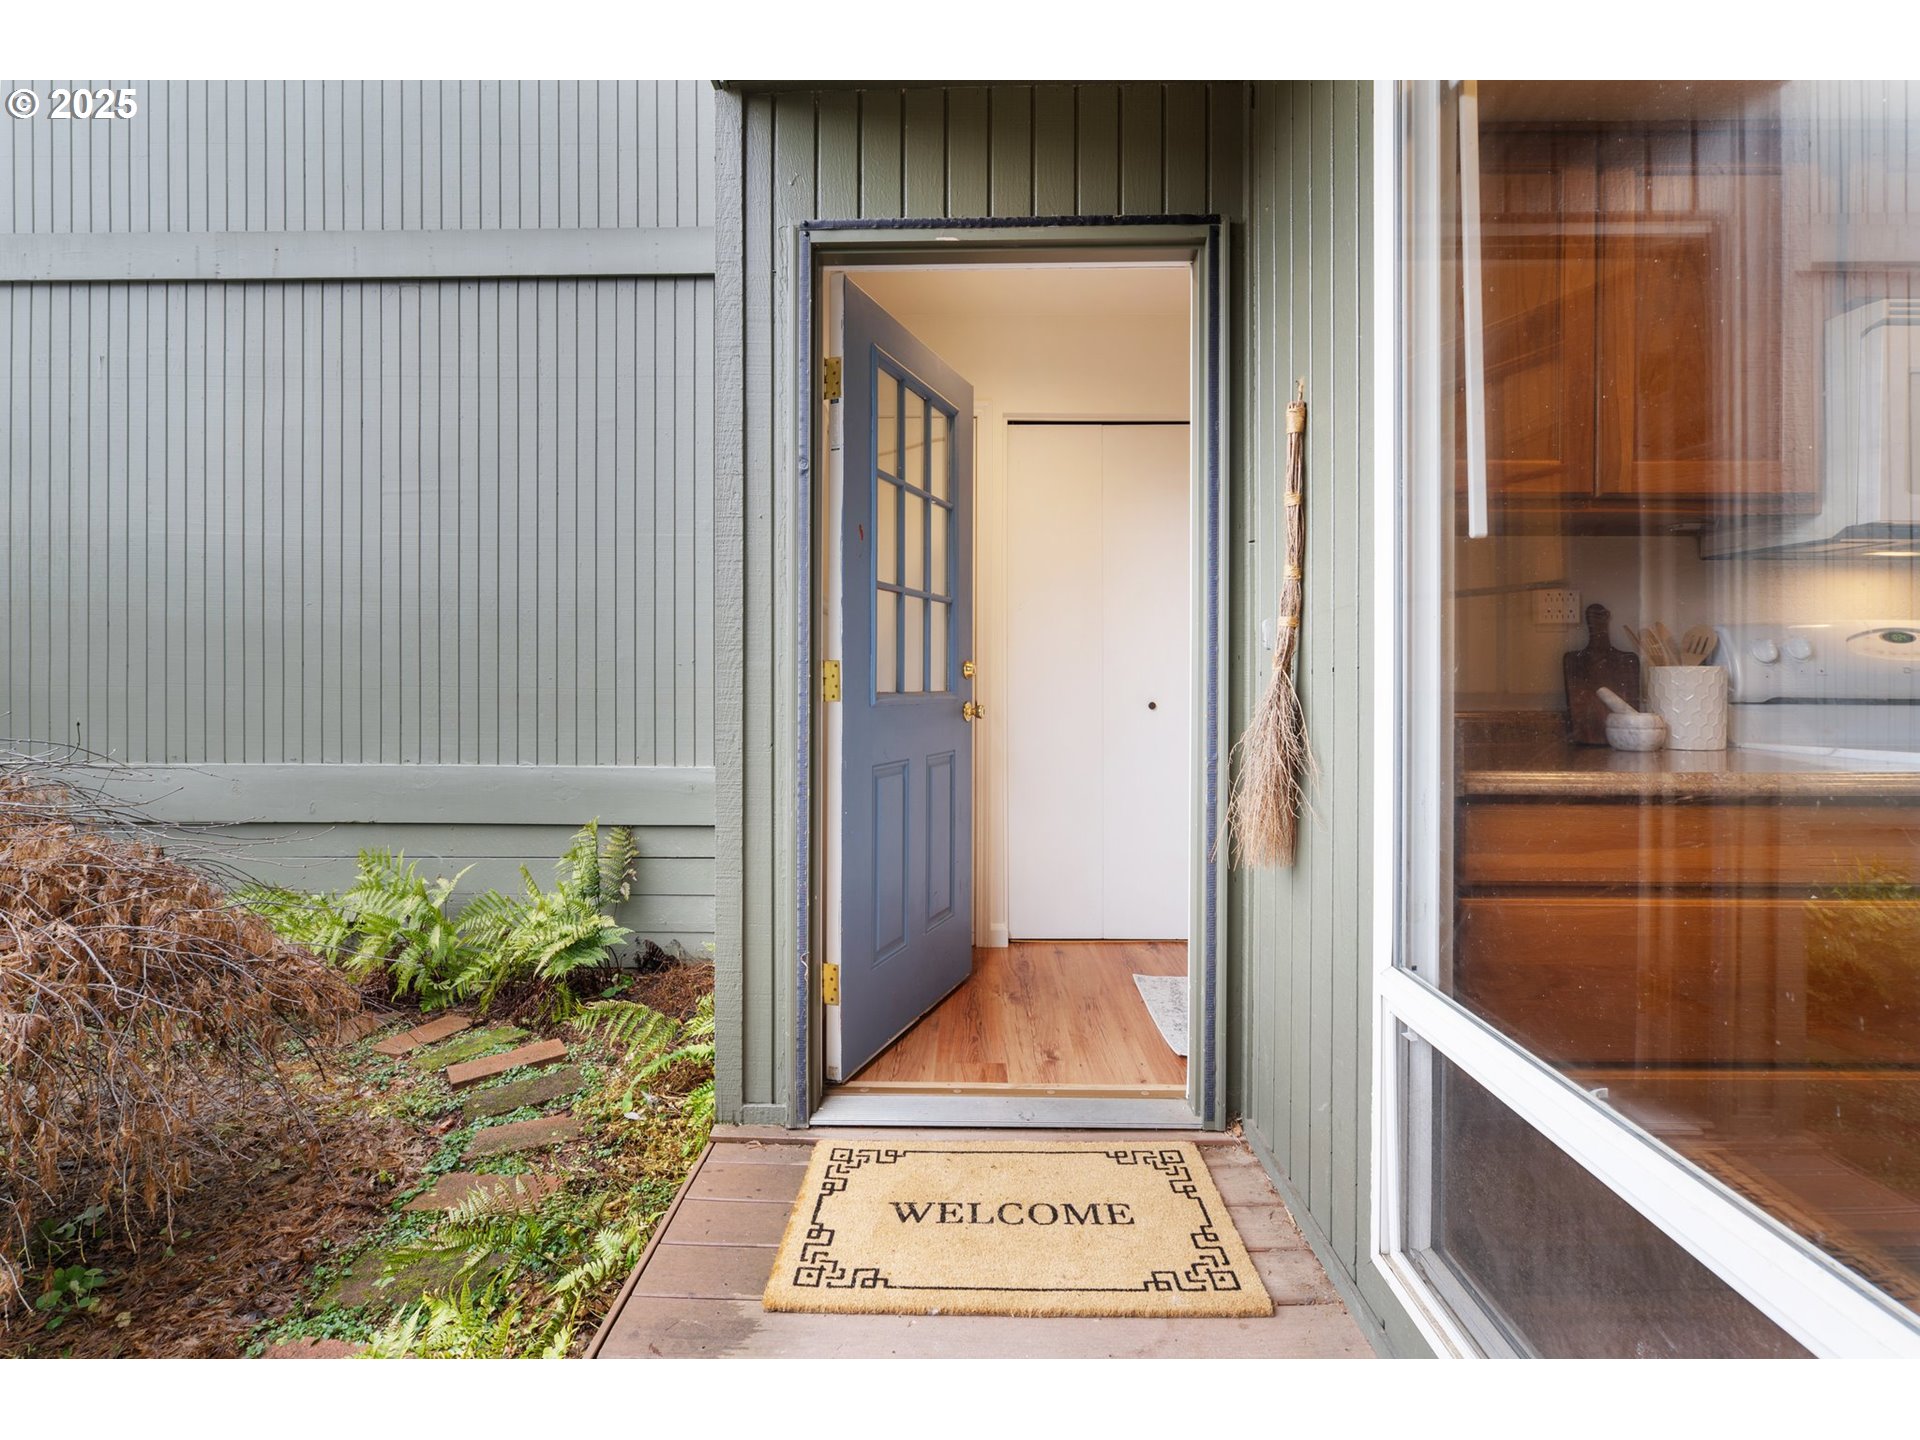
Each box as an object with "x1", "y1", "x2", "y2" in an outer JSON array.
[{"x1": 837, "y1": 281, "x2": 976, "y2": 1078}]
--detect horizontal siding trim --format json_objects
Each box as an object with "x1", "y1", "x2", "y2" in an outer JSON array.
[
  {"x1": 89, "y1": 764, "x2": 716, "y2": 825},
  {"x1": 0, "y1": 227, "x2": 717, "y2": 283},
  {"x1": 212, "y1": 820, "x2": 717, "y2": 860}
]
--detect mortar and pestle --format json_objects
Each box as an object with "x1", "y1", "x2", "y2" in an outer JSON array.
[{"x1": 1596, "y1": 687, "x2": 1668, "y2": 752}]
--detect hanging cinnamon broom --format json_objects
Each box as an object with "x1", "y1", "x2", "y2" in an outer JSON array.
[{"x1": 1229, "y1": 379, "x2": 1315, "y2": 867}]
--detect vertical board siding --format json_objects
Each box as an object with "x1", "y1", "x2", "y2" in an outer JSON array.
[
  {"x1": 0, "y1": 277, "x2": 713, "y2": 768},
  {"x1": 1, "y1": 80, "x2": 722, "y2": 969},
  {"x1": 1229, "y1": 80, "x2": 1407, "y2": 1351},
  {"x1": 0, "y1": 81, "x2": 714, "y2": 234},
  {"x1": 717, "y1": 81, "x2": 1246, "y2": 1120}
]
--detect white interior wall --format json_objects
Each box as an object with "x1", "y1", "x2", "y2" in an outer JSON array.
[{"x1": 851, "y1": 267, "x2": 1191, "y2": 945}]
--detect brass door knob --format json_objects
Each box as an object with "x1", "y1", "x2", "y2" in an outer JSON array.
[{"x1": 962, "y1": 700, "x2": 983, "y2": 722}]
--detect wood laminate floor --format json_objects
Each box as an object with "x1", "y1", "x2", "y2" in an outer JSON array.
[{"x1": 840, "y1": 940, "x2": 1188, "y2": 1093}]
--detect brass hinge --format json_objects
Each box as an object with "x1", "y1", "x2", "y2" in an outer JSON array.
[
  {"x1": 821, "y1": 658, "x2": 841, "y2": 702},
  {"x1": 822, "y1": 356, "x2": 843, "y2": 402},
  {"x1": 821, "y1": 961, "x2": 840, "y2": 1005}
]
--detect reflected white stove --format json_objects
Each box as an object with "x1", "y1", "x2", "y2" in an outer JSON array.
[{"x1": 1716, "y1": 620, "x2": 1920, "y2": 761}]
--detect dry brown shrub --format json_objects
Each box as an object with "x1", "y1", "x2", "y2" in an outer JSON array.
[{"x1": 0, "y1": 762, "x2": 356, "y2": 1313}]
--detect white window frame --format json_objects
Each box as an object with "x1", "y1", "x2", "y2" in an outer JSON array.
[{"x1": 1366, "y1": 78, "x2": 1920, "y2": 1361}]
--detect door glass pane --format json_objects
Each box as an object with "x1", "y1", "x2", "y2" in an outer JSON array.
[
  {"x1": 1405, "y1": 1042, "x2": 1810, "y2": 1358},
  {"x1": 904, "y1": 491, "x2": 926, "y2": 591},
  {"x1": 930, "y1": 503, "x2": 949, "y2": 598},
  {"x1": 875, "y1": 590, "x2": 898, "y2": 695},
  {"x1": 902, "y1": 594, "x2": 925, "y2": 694},
  {"x1": 878, "y1": 372, "x2": 899, "y2": 476},
  {"x1": 905, "y1": 387, "x2": 926, "y2": 489},
  {"x1": 876, "y1": 478, "x2": 899, "y2": 586},
  {"x1": 929, "y1": 599, "x2": 949, "y2": 692},
  {"x1": 931, "y1": 409, "x2": 950, "y2": 500},
  {"x1": 1400, "y1": 80, "x2": 1920, "y2": 1335}
]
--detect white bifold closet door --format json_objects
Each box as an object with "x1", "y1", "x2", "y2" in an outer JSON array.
[{"x1": 1005, "y1": 423, "x2": 1189, "y2": 940}]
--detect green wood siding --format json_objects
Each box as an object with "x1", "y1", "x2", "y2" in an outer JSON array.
[
  {"x1": 1229, "y1": 81, "x2": 1422, "y2": 1356},
  {"x1": 0, "y1": 81, "x2": 720, "y2": 929},
  {"x1": 0, "y1": 81, "x2": 713, "y2": 235},
  {"x1": 712, "y1": 83, "x2": 1246, "y2": 1125}
]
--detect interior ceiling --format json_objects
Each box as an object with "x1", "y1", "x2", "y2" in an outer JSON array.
[{"x1": 850, "y1": 265, "x2": 1189, "y2": 322}]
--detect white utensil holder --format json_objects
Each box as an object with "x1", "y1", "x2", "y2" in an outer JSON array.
[{"x1": 1649, "y1": 665, "x2": 1728, "y2": 751}]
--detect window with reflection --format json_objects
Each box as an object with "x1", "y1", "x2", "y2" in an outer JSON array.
[{"x1": 1402, "y1": 81, "x2": 1920, "y2": 1338}]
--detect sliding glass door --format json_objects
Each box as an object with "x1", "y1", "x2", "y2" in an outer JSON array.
[{"x1": 1381, "y1": 80, "x2": 1920, "y2": 1357}]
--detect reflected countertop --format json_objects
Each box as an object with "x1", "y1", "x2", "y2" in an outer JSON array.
[{"x1": 1461, "y1": 732, "x2": 1920, "y2": 800}]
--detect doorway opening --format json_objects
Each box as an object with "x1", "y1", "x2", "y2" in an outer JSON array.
[{"x1": 808, "y1": 248, "x2": 1208, "y2": 1126}]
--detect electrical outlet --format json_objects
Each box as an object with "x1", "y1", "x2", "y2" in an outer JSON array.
[{"x1": 1533, "y1": 588, "x2": 1582, "y2": 627}]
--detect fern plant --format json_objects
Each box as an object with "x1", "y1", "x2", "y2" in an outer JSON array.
[
  {"x1": 338, "y1": 851, "x2": 479, "y2": 1008},
  {"x1": 244, "y1": 821, "x2": 637, "y2": 1013},
  {"x1": 240, "y1": 853, "x2": 475, "y2": 1009},
  {"x1": 235, "y1": 884, "x2": 354, "y2": 960},
  {"x1": 550, "y1": 1217, "x2": 652, "y2": 1306},
  {"x1": 454, "y1": 822, "x2": 636, "y2": 1008},
  {"x1": 580, "y1": 993, "x2": 717, "y2": 1152},
  {"x1": 360, "y1": 1279, "x2": 527, "y2": 1359}
]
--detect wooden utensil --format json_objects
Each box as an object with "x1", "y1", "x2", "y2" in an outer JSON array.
[
  {"x1": 1651, "y1": 621, "x2": 1682, "y2": 668},
  {"x1": 1628, "y1": 623, "x2": 1676, "y2": 667},
  {"x1": 1564, "y1": 603, "x2": 1642, "y2": 745},
  {"x1": 1680, "y1": 625, "x2": 1718, "y2": 665}
]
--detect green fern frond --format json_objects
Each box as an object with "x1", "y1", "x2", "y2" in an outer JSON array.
[
  {"x1": 600, "y1": 825, "x2": 638, "y2": 904},
  {"x1": 454, "y1": 888, "x2": 529, "y2": 955},
  {"x1": 681, "y1": 1078, "x2": 716, "y2": 1151},
  {"x1": 576, "y1": 998, "x2": 678, "y2": 1054},
  {"x1": 550, "y1": 1217, "x2": 652, "y2": 1302},
  {"x1": 360, "y1": 1280, "x2": 522, "y2": 1359},
  {"x1": 636, "y1": 1038, "x2": 716, "y2": 1084},
  {"x1": 237, "y1": 883, "x2": 353, "y2": 960},
  {"x1": 555, "y1": 821, "x2": 605, "y2": 906},
  {"x1": 683, "y1": 993, "x2": 715, "y2": 1041}
]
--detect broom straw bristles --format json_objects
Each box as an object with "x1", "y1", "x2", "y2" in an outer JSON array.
[
  {"x1": 1229, "y1": 663, "x2": 1317, "y2": 867},
  {"x1": 1229, "y1": 379, "x2": 1312, "y2": 868}
]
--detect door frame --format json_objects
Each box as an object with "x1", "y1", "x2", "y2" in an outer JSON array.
[{"x1": 792, "y1": 216, "x2": 1230, "y2": 1129}]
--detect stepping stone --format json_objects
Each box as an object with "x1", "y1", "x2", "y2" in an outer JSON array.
[
  {"x1": 403, "y1": 1171, "x2": 562, "y2": 1213},
  {"x1": 329, "y1": 1011, "x2": 388, "y2": 1047},
  {"x1": 415, "y1": 1025, "x2": 529, "y2": 1069},
  {"x1": 446, "y1": 1038, "x2": 568, "y2": 1089},
  {"x1": 371, "y1": 1014, "x2": 471, "y2": 1057},
  {"x1": 463, "y1": 1113, "x2": 581, "y2": 1160},
  {"x1": 461, "y1": 1066, "x2": 585, "y2": 1120},
  {"x1": 263, "y1": 1337, "x2": 365, "y2": 1358},
  {"x1": 325, "y1": 1246, "x2": 508, "y2": 1310}
]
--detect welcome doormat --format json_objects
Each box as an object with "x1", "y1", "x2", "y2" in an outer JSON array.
[{"x1": 762, "y1": 1141, "x2": 1272, "y2": 1318}]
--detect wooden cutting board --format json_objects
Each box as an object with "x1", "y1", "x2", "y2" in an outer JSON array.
[{"x1": 1563, "y1": 603, "x2": 1641, "y2": 745}]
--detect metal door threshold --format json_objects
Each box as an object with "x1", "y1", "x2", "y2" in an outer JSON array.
[{"x1": 809, "y1": 1093, "x2": 1203, "y2": 1128}]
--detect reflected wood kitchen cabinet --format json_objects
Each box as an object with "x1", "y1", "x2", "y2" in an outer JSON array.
[
  {"x1": 1471, "y1": 129, "x2": 1599, "y2": 503},
  {"x1": 1454, "y1": 795, "x2": 1920, "y2": 1068},
  {"x1": 1471, "y1": 121, "x2": 1804, "y2": 527},
  {"x1": 1592, "y1": 126, "x2": 1797, "y2": 502}
]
